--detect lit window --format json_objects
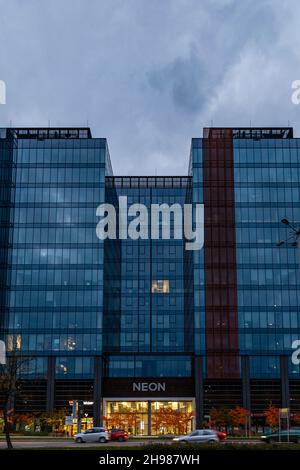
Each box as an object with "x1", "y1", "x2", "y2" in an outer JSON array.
[
  {"x1": 67, "y1": 337, "x2": 76, "y2": 351},
  {"x1": 6, "y1": 335, "x2": 13, "y2": 352},
  {"x1": 6, "y1": 334, "x2": 21, "y2": 351},
  {"x1": 151, "y1": 280, "x2": 169, "y2": 293},
  {"x1": 16, "y1": 335, "x2": 21, "y2": 350}
]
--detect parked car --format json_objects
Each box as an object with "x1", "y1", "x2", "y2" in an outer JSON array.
[
  {"x1": 214, "y1": 430, "x2": 227, "y2": 441},
  {"x1": 74, "y1": 427, "x2": 110, "y2": 443},
  {"x1": 261, "y1": 429, "x2": 300, "y2": 443},
  {"x1": 173, "y1": 429, "x2": 219, "y2": 444},
  {"x1": 110, "y1": 428, "x2": 129, "y2": 442}
]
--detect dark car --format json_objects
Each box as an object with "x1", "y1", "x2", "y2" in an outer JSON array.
[
  {"x1": 261, "y1": 429, "x2": 300, "y2": 443},
  {"x1": 110, "y1": 429, "x2": 129, "y2": 442}
]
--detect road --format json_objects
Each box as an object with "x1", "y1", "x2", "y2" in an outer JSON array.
[
  {"x1": 0, "y1": 438, "x2": 261, "y2": 449},
  {"x1": 0, "y1": 439, "x2": 154, "y2": 449}
]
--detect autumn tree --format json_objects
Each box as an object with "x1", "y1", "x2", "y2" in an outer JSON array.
[
  {"x1": 291, "y1": 413, "x2": 300, "y2": 426},
  {"x1": 152, "y1": 407, "x2": 178, "y2": 434},
  {"x1": 104, "y1": 413, "x2": 127, "y2": 430},
  {"x1": 264, "y1": 404, "x2": 279, "y2": 430},
  {"x1": 0, "y1": 352, "x2": 33, "y2": 448},
  {"x1": 12, "y1": 412, "x2": 36, "y2": 432},
  {"x1": 228, "y1": 406, "x2": 250, "y2": 428},
  {"x1": 209, "y1": 408, "x2": 230, "y2": 429},
  {"x1": 40, "y1": 409, "x2": 68, "y2": 432},
  {"x1": 126, "y1": 410, "x2": 141, "y2": 434},
  {"x1": 103, "y1": 411, "x2": 141, "y2": 434},
  {"x1": 177, "y1": 411, "x2": 194, "y2": 435}
]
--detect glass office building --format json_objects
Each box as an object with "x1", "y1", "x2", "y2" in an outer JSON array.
[{"x1": 1, "y1": 126, "x2": 300, "y2": 434}]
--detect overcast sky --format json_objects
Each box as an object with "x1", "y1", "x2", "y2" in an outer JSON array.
[{"x1": 0, "y1": 0, "x2": 300, "y2": 175}]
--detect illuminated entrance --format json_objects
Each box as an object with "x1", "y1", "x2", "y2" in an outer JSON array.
[{"x1": 104, "y1": 400, "x2": 194, "y2": 436}]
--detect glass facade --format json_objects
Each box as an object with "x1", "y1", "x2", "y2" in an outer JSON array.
[
  {"x1": 0, "y1": 128, "x2": 111, "y2": 367},
  {"x1": 104, "y1": 355, "x2": 192, "y2": 377},
  {"x1": 105, "y1": 178, "x2": 193, "y2": 358},
  {"x1": 189, "y1": 128, "x2": 300, "y2": 380},
  {"x1": 189, "y1": 140, "x2": 205, "y2": 357},
  {"x1": 234, "y1": 139, "x2": 300, "y2": 377},
  {"x1": 1, "y1": 126, "x2": 300, "y2": 428},
  {"x1": 104, "y1": 400, "x2": 193, "y2": 436}
]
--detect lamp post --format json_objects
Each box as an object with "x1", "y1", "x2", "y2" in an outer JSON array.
[{"x1": 277, "y1": 218, "x2": 300, "y2": 267}]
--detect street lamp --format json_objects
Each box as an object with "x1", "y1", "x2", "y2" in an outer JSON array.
[{"x1": 277, "y1": 218, "x2": 300, "y2": 266}]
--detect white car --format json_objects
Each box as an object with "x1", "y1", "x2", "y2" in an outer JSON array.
[
  {"x1": 173, "y1": 429, "x2": 219, "y2": 444},
  {"x1": 74, "y1": 427, "x2": 110, "y2": 443}
]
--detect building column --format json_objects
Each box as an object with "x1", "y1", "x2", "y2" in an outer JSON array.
[
  {"x1": 147, "y1": 400, "x2": 151, "y2": 436},
  {"x1": 46, "y1": 356, "x2": 55, "y2": 412},
  {"x1": 194, "y1": 355, "x2": 203, "y2": 428},
  {"x1": 241, "y1": 356, "x2": 251, "y2": 411},
  {"x1": 280, "y1": 356, "x2": 290, "y2": 408},
  {"x1": 93, "y1": 356, "x2": 103, "y2": 426}
]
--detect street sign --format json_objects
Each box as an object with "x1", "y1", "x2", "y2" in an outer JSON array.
[
  {"x1": 0, "y1": 340, "x2": 6, "y2": 364},
  {"x1": 279, "y1": 408, "x2": 290, "y2": 443},
  {"x1": 65, "y1": 416, "x2": 73, "y2": 426}
]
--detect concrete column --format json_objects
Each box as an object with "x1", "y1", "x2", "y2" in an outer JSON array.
[
  {"x1": 93, "y1": 356, "x2": 103, "y2": 426},
  {"x1": 280, "y1": 355, "x2": 290, "y2": 408},
  {"x1": 147, "y1": 400, "x2": 151, "y2": 436},
  {"x1": 241, "y1": 356, "x2": 251, "y2": 411},
  {"x1": 46, "y1": 356, "x2": 55, "y2": 412},
  {"x1": 194, "y1": 355, "x2": 203, "y2": 428}
]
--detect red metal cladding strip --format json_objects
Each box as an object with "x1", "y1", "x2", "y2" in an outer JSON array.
[{"x1": 203, "y1": 128, "x2": 240, "y2": 378}]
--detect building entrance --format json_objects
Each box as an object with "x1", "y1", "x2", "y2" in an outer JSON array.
[{"x1": 104, "y1": 400, "x2": 194, "y2": 436}]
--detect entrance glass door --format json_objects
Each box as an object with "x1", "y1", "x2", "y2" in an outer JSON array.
[
  {"x1": 105, "y1": 401, "x2": 148, "y2": 436},
  {"x1": 105, "y1": 400, "x2": 193, "y2": 436},
  {"x1": 151, "y1": 401, "x2": 193, "y2": 435}
]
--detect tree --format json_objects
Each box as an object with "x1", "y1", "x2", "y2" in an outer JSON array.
[
  {"x1": 264, "y1": 404, "x2": 279, "y2": 429},
  {"x1": 209, "y1": 408, "x2": 230, "y2": 429},
  {"x1": 152, "y1": 407, "x2": 179, "y2": 435},
  {"x1": 291, "y1": 413, "x2": 300, "y2": 426},
  {"x1": 12, "y1": 412, "x2": 36, "y2": 432},
  {"x1": 0, "y1": 352, "x2": 33, "y2": 448},
  {"x1": 228, "y1": 406, "x2": 250, "y2": 428},
  {"x1": 177, "y1": 411, "x2": 194, "y2": 435},
  {"x1": 40, "y1": 409, "x2": 68, "y2": 432},
  {"x1": 104, "y1": 413, "x2": 127, "y2": 430},
  {"x1": 103, "y1": 412, "x2": 141, "y2": 434},
  {"x1": 126, "y1": 411, "x2": 141, "y2": 434}
]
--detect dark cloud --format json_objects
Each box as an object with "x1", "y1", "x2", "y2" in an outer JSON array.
[
  {"x1": 148, "y1": 47, "x2": 210, "y2": 114},
  {"x1": 0, "y1": 0, "x2": 299, "y2": 175}
]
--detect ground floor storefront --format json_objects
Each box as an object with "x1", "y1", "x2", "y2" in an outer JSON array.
[
  {"x1": 103, "y1": 399, "x2": 194, "y2": 436},
  {"x1": 5, "y1": 356, "x2": 300, "y2": 435}
]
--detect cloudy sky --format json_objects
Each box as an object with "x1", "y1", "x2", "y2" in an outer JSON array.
[{"x1": 0, "y1": 0, "x2": 300, "y2": 175}]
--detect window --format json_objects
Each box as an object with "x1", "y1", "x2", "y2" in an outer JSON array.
[{"x1": 151, "y1": 280, "x2": 169, "y2": 293}]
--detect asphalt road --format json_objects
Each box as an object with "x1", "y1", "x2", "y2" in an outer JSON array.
[
  {"x1": 0, "y1": 438, "x2": 261, "y2": 449},
  {"x1": 0, "y1": 439, "x2": 149, "y2": 449}
]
